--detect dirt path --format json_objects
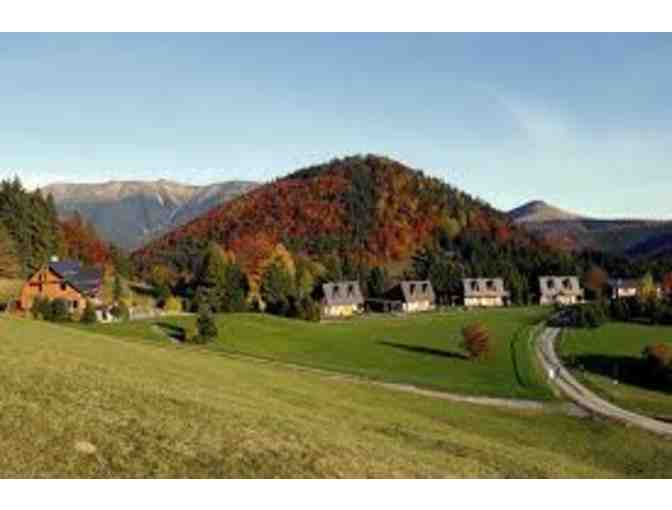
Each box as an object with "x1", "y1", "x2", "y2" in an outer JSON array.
[{"x1": 536, "y1": 327, "x2": 672, "y2": 438}]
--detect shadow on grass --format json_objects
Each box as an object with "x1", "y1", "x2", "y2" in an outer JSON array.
[
  {"x1": 379, "y1": 341, "x2": 467, "y2": 360},
  {"x1": 156, "y1": 322, "x2": 186, "y2": 342},
  {"x1": 568, "y1": 354, "x2": 672, "y2": 396}
]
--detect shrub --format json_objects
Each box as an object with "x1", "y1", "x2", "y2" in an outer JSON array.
[
  {"x1": 194, "y1": 306, "x2": 218, "y2": 344},
  {"x1": 80, "y1": 300, "x2": 97, "y2": 324},
  {"x1": 163, "y1": 296, "x2": 183, "y2": 313},
  {"x1": 461, "y1": 322, "x2": 492, "y2": 361},
  {"x1": 111, "y1": 302, "x2": 130, "y2": 321},
  {"x1": 32, "y1": 296, "x2": 52, "y2": 320},
  {"x1": 642, "y1": 343, "x2": 672, "y2": 384},
  {"x1": 50, "y1": 298, "x2": 71, "y2": 322},
  {"x1": 552, "y1": 302, "x2": 608, "y2": 329}
]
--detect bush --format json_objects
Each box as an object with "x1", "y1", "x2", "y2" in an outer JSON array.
[
  {"x1": 642, "y1": 343, "x2": 672, "y2": 384},
  {"x1": 163, "y1": 296, "x2": 183, "y2": 313},
  {"x1": 32, "y1": 296, "x2": 52, "y2": 320},
  {"x1": 80, "y1": 300, "x2": 97, "y2": 324},
  {"x1": 551, "y1": 302, "x2": 608, "y2": 329},
  {"x1": 461, "y1": 322, "x2": 492, "y2": 361},
  {"x1": 50, "y1": 298, "x2": 71, "y2": 322},
  {"x1": 111, "y1": 302, "x2": 130, "y2": 321},
  {"x1": 194, "y1": 306, "x2": 218, "y2": 344},
  {"x1": 289, "y1": 296, "x2": 321, "y2": 322}
]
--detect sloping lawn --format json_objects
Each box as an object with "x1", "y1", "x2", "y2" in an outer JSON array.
[
  {"x1": 559, "y1": 322, "x2": 672, "y2": 418},
  {"x1": 71, "y1": 308, "x2": 553, "y2": 400},
  {"x1": 2, "y1": 316, "x2": 672, "y2": 477}
]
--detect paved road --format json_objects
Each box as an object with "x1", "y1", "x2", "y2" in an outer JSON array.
[{"x1": 536, "y1": 327, "x2": 672, "y2": 438}]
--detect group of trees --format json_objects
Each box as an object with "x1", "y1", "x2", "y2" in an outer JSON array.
[
  {"x1": 0, "y1": 177, "x2": 112, "y2": 278},
  {"x1": 0, "y1": 178, "x2": 64, "y2": 277}
]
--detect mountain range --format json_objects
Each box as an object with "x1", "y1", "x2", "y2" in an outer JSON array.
[
  {"x1": 42, "y1": 180, "x2": 258, "y2": 251},
  {"x1": 508, "y1": 200, "x2": 672, "y2": 257},
  {"x1": 40, "y1": 168, "x2": 672, "y2": 260}
]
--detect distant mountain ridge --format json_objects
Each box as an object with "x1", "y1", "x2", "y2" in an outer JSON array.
[
  {"x1": 509, "y1": 200, "x2": 672, "y2": 256},
  {"x1": 42, "y1": 180, "x2": 258, "y2": 251}
]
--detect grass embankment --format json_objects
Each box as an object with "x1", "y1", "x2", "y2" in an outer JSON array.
[
  {"x1": 3, "y1": 316, "x2": 672, "y2": 477},
  {"x1": 560, "y1": 322, "x2": 672, "y2": 418},
  {"x1": 73, "y1": 307, "x2": 553, "y2": 400}
]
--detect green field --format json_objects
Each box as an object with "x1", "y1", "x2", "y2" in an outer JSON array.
[
  {"x1": 559, "y1": 322, "x2": 672, "y2": 418},
  {"x1": 72, "y1": 308, "x2": 554, "y2": 400},
  {"x1": 3, "y1": 316, "x2": 672, "y2": 477}
]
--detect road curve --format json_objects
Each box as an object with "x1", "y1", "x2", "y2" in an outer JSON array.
[{"x1": 536, "y1": 327, "x2": 672, "y2": 438}]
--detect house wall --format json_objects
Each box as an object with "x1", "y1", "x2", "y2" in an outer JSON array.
[
  {"x1": 464, "y1": 297, "x2": 503, "y2": 307},
  {"x1": 613, "y1": 288, "x2": 637, "y2": 299},
  {"x1": 402, "y1": 301, "x2": 435, "y2": 313},
  {"x1": 19, "y1": 267, "x2": 85, "y2": 311},
  {"x1": 321, "y1": 304, "x2": 360, "y2": 318},
  {"x1": 540, "y1": 295, "x2": 580, "y2": 306}
]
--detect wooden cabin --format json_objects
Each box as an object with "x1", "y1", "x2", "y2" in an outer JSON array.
[
  {"x1": 385, "y1": 280, "x2": 436, "y2": 313},
  {"x1": 319, "y1": 281, "x2": 364, "y2": 318},
  {"x1": 463, "y1": 278, "x2": 510, "y2": 307},
  {"x1": 539, "y1": 276, "x2": 584, "y2": 305},
  {"x1": 19, "y1": 259, "x2": 103, "y2": 312}
]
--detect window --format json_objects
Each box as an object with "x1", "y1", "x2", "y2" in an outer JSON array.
[
  {"x1": 547, "y1": 279, "x2": 555, "y2": 290},
  {"x1": 72, "y1": 300, "x2": 79, "y2": 309},
  {"x1": 61, "y1": 282, "x2": 67, "y2": 291},
  {"x1": 563, "y1": 278, "x2": 571, "y2": 289}
]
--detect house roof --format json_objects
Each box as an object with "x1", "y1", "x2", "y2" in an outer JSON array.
[
  {"x1": 463, "y1": 278, "x2": 509, "y2": 298},
  {"x1": 48, "y1": 260, "x2": 103, "y2": 297},
  {"x1": 539, "y1": 276, "x2": 583, "y2": 297},
  {"x1": 321, "y1": 281, "x2": 364, "y2": 307},
  {"x1": 608, "y1": 278, "x2": 641, "y2": 290},
  {"x1": 386, "y1": 281, "x2": 436, "y2": 303}
]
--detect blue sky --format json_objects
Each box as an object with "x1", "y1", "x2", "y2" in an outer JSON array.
[{"x1": 1, "y1": 33, "x2": 671, "y2": 218}]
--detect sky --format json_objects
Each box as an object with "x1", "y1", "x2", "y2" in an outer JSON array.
[{"x1": 0, "y1": 33, "x2": 671, "y2": 218}]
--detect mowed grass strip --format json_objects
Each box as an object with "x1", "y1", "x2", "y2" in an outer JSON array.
[
  {"x1": 559, "y1": 322, "x2": 672, "y2": 417},
  {"x1": 73, "y1": 308, "x2": 554, "y2": 400},
  {"x1": 3, "y1": 317, "x2": 672, "y2": 477}
]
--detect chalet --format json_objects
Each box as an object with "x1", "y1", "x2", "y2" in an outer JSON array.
[
  {"x1": 463, "y1": 278, "x2": 509, "y2": 307},
  {"x1": 319, "y1": 281, "x2": 364, "y2": 318},
  {"x1": 385, "y1": 280, "x2": 436, "y2": 313},
  {"x1": 608, "y1": 278, "x2": 663, "y2": 300},
  {"x1": 539, "y1": 276, "x2": 584, "y2": 305},
  {"x1": 608, "y1": 278, "x2": 640, "y2": 300},
  {"x1": 19, "y1": 259, "x2": 103, "y2": 312}
]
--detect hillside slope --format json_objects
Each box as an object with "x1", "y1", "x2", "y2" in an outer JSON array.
[
  {"x1": 43, "y1": 180, "x2": 257, "y2": 251},
  {"x1": 509, "y1": 200, "x2": 672, "y2": 255},
  {"x1": 2, "y1": 316, "x2": 672, "y2": 477},
  {"x1": 135, "y1": 155, "x2": 519, "y2": 273}
]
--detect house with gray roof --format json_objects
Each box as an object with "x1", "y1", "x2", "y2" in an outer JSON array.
[
  {"x1": 319, "y1": 281, "x2": 364, "y2": 318},
  {"x1": 20, "y1": 258, "x2": 104, "y2": 312},
  {"x1": 384, "y1": 280, "x2": 436, "y2": 313},
  {"x1": 539, "y1": 276, "x2": 584, "y2": 305},
  {"x1": 462, "y1": 278, "x2": 510, "y2": 307}
]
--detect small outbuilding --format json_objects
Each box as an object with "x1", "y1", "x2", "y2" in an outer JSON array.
[
  {"x1": 539, "y1": 276, "x2": 584, "y2": 305},
  {"x1": 319, "y1": 281, "x2": 364, "y2": 318},
  {"x1": 462, "y1": 278, "x2": 510, "y2": 307}
]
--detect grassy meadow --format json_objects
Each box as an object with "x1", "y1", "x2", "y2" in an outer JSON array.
[
  {"x1": 3, "y1": 316, "x2": 672, "y2": 477},
  {"x1": 71, "y1": 307, "x2": 554, "y2": 400},
  {"x1": 559, "y1": 322, "x2": 672, "y2": 418}
]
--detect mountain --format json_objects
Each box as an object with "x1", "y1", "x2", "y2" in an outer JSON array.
[
  {"x1": 509, "y1": 200, "x2": 584, "y2": 223},
  {"x1": 135, "y1": 154, "x2": 527, "y2": 275},
  {"x1": 509, "y1": 200, "x2": 672, "y2": 256},
  {"x1": 42, "y1": 180, "x2": 258, "y2": 251}
]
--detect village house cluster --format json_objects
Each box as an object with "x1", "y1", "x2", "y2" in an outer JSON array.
[{"x1": 14, "y1": 257, "x2": 667, "y2": 321}]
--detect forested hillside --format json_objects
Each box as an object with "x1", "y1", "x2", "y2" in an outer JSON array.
[
  {"x1": 134, "y1": 155, "x2": 591, "y2": 305},
  {"x1": 0, "y1": 178, "x2": 111, "y2": 277}
]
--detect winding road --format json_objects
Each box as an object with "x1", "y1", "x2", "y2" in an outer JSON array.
[{"x1": 536, "y1": 327, "x2": 672, "y2": 438}]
